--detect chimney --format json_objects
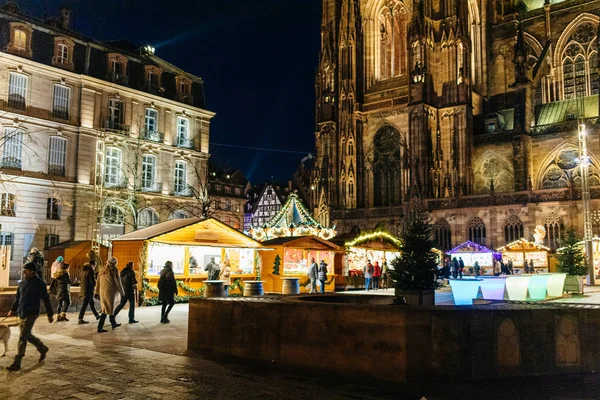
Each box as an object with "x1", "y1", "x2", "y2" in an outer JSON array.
[{"x1": 59, "y1": 7, "x2": 72, "y2": 30}]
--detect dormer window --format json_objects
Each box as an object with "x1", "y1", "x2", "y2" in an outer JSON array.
[
  {"x1": 175, "y1": 75, "x2": 192, "y2": 104},
  {"x1": 8, "y1": 23, "x2": 32, "y2": 57},
  {"x1": 52, "y1": 37, "x2": 75, "y2": 70},
  {"x1": 107, "y1": 53, "x2": 128, "y2": 85},
  {"x1": 144, "y1": 65, "x2": 162, "y2": 94}
]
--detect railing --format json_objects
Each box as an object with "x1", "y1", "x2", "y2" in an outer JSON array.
[
  {"x1": 7, "y1": 94, "x2": 25, "y2": 110},
  {"x1": 0, "y1": 157, "x2": 22, "y2": 170},
  {"x1": 107, "y1": 71, "x2": 129, "y2": 86},
  {"x1": 140, "y1": 129, "x2": 164, "y2": 143},
  {"x1": 141, "y1": 181, "x2": 162, "y2": 193},
  {"x1": 48, "y1": 164, "x2": 65, "y2": 177},
  {"x1": 530, "y1": 117, "x2": 598, "y2": 136},
  {"x1": 173, "y1": 187, "x2": 193, "y2": 197},
  {"x1": 104, "y1": 119, "x2": 130, "y2": 134},
  {"x1": 52, "y1": 107, "x2": 69, "y2": 120},
  {"x1": 174, "y1": 136, "x2": 194, "y2": 149},
  {"x1": 104, "y1": 176, "x2": 128, "y2": 189}
]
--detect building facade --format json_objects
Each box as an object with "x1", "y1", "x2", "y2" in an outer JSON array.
[
  {"x1": 0, "y1": 3, "x2": 215, "y2": 282},
  {"x1": 314, "y1": 0, "x2": 600, "y2": 255}
]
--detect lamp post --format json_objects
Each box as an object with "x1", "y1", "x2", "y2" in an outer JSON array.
[{"x1": 578, "y1": 121, "x2": 595, "y2": 286}]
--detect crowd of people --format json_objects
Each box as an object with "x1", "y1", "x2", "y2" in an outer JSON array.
[
  {"x1": 3, "y1": 249, "x2": 180, "y2": 372},
  {"x1": 438, "y1": 256, "x2": 538, "y2": 279}
]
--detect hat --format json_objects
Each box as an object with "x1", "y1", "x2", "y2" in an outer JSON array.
[
  {"x1": 30, "y1": 247, "x2": 38, "y2": 254},
  {"x1": 108, "y1": 257, "x2": 117, "y2": 265},
  {"x1": 56, "y1": 256, "x2": 64, "y2": 262},
  {"x1": 23, "y1": 262, "x2": 37, "y2": 271}
]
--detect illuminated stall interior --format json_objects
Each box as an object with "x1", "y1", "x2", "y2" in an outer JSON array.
[
  {"x1": 497, "y1": 238, "x2": 550, "y2": 274},
  {"x1": 248, "y1": 194, "x2": 336, "y2": 241},
  {"x1": 111, "y1": 218, "x2": 263, "y2": 297},
  {"x1": 260, "y1": 236, "x2": 340, "y2": 293},
  {"x1": 447, "y1": 241, "x2": 499, "y2": 275},
  {"x1": 572, "y1": 237, "x2": 600, "y2": 284}
]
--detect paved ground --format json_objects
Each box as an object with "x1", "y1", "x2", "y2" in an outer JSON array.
[{"x1": 1, "y1": 293, "x2": 600, "y2": 399}]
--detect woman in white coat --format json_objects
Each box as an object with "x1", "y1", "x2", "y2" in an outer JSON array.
[{"x1": 95, "y1": 257, "x2": 125, "y2": 333}]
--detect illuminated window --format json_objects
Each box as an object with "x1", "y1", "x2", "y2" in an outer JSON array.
[
  {"x1": 52, "y1": 85, "x2": 70, "y2": 120},
  {"x1": 104, "y1": 147, "x2": 122, "y2": 187},
  {"x1": 145, "y1": 108, "x2": 157, "y2": 132},
  {"x1": 174, "y1": 160, "x2": 187, "y2": 195},
  {"x1": 378, "y1": 3, "x2": 407, "y2": 80},
  {"x1": 141, "y1": 154, "x2": 156, "y2": 190},
  {"x1": 562, "y1": 23, "x2": 598, "y2": 99},
  {"x1": 0, "y1": 194, "x2": 16, "y2": 217},
  {"x1": 13, "y1": 28, "x2": 26, "y2": 51}
]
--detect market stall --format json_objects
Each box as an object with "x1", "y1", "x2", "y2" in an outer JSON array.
[
  {"x1": 446, "y1": 241, "x2": 499, "y2": 276},
  {"x1": 111, "y1": 218, "x2": 263, "y2": 300},
  {"x1": 260, "y1": 236, "x2": 341, "y2": 293},
  {"x1": 497, "y1": 239, "x2": 550, "y2": 274},
  {"x1": 331, "y1": 231, "x2": 401, "y2": 290}
]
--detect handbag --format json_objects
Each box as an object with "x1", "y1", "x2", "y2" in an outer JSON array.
[{"x1": 48, "y1": 278, "x2": 58, "y2": 295}]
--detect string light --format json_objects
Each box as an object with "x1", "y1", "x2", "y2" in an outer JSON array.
[
  {"x1": 345, "y1": 231, "x2": 402, "y2": 249},
  {"x1": 447, "y1": 240, "x2": 500, "y2": 256},
  {"x1": 497, "y1": 238, "x2": 550, "y2": 252}
]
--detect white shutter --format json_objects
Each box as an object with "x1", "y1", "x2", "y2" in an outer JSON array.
[
  {"x1": 8, "y1": 73, "x2": 27, "y2": 108},
  {"x1": 52, "y1": 85, "x2": 70, "y2": 119},
  {"x1": 48, "y1": 136, "x2": 67, "y2": 176}
]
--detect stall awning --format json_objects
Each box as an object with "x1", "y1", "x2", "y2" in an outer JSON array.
[
  {"x1": 111, "y1": 218, "x2": 262, "y2": 249},
  {"x1": 261, "y1": 236, "x2": 343, "y2": 252},
  {"x1": 497, "y1": 238, "x2": 550, "y2": 252}
]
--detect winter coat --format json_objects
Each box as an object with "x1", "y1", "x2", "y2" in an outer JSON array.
[
  {"x1": 373, "y1": 262, "x2": 382, "y2": 277},
  {"x1": 458, "y1": 259, "x2": 465, "y2": 270},
  {"x1": 318, "y1": 262, "x2": 328, "y2": 280},
  {"x1": 307, "y1": 262, "x2": 318, "y2": 280},
  {"x1": 53, "y1": 269, "x2": 71, "y2": 301},
  {"x1": 11, "y1": 275, "x2": 53, "y2": 319},
  {"x1": 219, "y1": 265, "x2": 232, "y2": 286},
  {"x1": 120, "y1": 265, "x2": 138, "y2": 296},
  {"x1": 364, "y1": 263, "x2": 373, "y2": 278},
  {"x1": 50, "y1": 261, "x2": 63, "y2": 277},
  {"x1": 30, "y1": 253, "x2": 45, "y2": 280},
  {"x1": 80, "y1": 263, "x2": 96, "y2": 299},
  {"x1": 158, "y1": 266, "x2": 178, "y2": 302},
  {"x1": 205, "y1": 261, "x2": 220, "y2": 280},
  {"x1": 95, "y1": 263, "x2": 124, "y2": 315}
]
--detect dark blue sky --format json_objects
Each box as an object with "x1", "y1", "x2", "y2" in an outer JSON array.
[{"x1": 20, "y1": 0, "x2": 321, "y2": 183}]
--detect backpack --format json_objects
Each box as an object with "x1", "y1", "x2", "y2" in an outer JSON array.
[
  {"x1": 367, "y1": 265, "x2": 374, "y2": 274},
  {"x1": 48, "y1": 278, "x2": 58, "y2": 295}
]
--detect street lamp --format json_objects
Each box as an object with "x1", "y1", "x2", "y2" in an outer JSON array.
[{"x1": 578, "y1": 122, "x2": 595, "y2": 286}]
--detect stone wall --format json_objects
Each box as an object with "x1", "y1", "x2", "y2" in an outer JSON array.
[{"x1": 188, "y1": 297, "x2": 600, "y2": 382}]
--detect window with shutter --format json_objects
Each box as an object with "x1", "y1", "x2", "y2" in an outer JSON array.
[
  {"x1": 174, "y1": 161, "x2": 187, "y2": 195},
  {"x1": 52, "y1": 85, "x2": 70, "y2": 119},
  {"x1": 8, "y1": 72, "x2": 28, "y2": 109},
  {"x1": 48, "y1": 136, "x2": 67, "y2": 176},
  {"x1": 1, "y1": 128, "x2": 23, "y2": 169}
]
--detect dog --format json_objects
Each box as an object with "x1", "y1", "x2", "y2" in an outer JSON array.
[{"x1": 0, "y1": 324, "x2": 10, "y2": 356}]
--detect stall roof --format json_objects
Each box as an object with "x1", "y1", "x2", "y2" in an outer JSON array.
[
  {"x1": 261, "y1": 235, "x2": 342, "y2": 251},
  {"x1": 111, "y1": 217, "x2": 262, "y2": 248},
  {"x1": 447, "y1": 241, "x2": 499, "y2": 254},
  {"x1": 45, "y1": 240, "x2": 108, "y2": 250},
  {"x1": 340, "y1": 231, "x2": 402, "y2": 250},
  {"x1": 497, "y1": 238, "x2": 550, "y2": 252}
]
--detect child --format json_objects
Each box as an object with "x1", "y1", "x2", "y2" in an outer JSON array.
[{"x1": 54, "y1": 263, "x2": 71, "y2": 321}]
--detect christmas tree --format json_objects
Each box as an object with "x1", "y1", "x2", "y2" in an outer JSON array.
[
  {"x1": 273, "y1": 254, "x2": 281, "y2": 275},
  {"x1": 557, "y1": 228, "x2": 588, "y2": 276}
]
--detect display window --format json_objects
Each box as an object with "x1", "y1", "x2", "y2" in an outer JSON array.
[
  {"x1": 224, "y1": 248, "x2": 254, "y2": 275},
  {"x1": 147, "y1": 243, "x2": 184, "y2": 275},
  {"x1": 449, "y1": 252, "x2": 494, "y2": 268},
  {"x1": 346, "y1": 248, "x2": 399, "y2": 272},
  {"x1": 283, "y1": 248, "x2": 334, "y2": 275},
  {"x1": 188, "y1": 247, "x2": 221, "y2": 276}
]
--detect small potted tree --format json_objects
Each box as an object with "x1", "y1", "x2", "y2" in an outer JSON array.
[
  {"x1": 556, "y1": 228, "x2": 588, "y2": 295},
  {"x1": 390, "y1": 207, "x2": 440, "y2": 305}
]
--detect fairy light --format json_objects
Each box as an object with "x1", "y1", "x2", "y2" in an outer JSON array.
[{"x1": 345, "y1": 231, "x2": 402, "y2": 249}]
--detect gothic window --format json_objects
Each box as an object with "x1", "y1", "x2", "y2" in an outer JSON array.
[
  {"x1": 544, "y1": 213, "x2": 564, "y2": 250},
  {"x1": 591, "y1": 210, "x2": 600, "y2": 236},
  {"x1": 434, "y1": 219, "x2": 452, "y2": 250},
  {"x1": 540, "y1": 148, "x2": 600, "y2": 189},
  {"x1": 504, "y1": 215, "x2": 524, "y2": 244},
  {"x1": 473, "y1": 156, "x2": 514, "y2": 194},
  {"x1": 378, "y1": 3, "x2": 407, "y2": 81},
  {"x1": 468, "y1": 217, "x2": 486, "y2": 245},
  {"x1": 372, "y1": 125, "x2": 401, "y2": 207},
  {"x1": 348, "y1": 141, "x2": 354, "y2": 157},
  {"x1": 561, "y1": 23, "x2": 598, "y2": 99}
]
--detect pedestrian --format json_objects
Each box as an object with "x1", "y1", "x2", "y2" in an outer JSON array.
[
  {"x1": 219, "y1": 258, "x2": 232, "y2": 297},
  {"x1": 507, "y1": 259, "x2": 514, "y2": 275},
  {"x1": 307, "y1": 257, "x2": 318, "y2": 293},
  {"x1": 473, "y1": 261, "x2": 481, "y2": 277},
  {"x1": 493, "y1": 258, "x2": 501, "y2": 276},
  {"x1": 204, "y1": 257, "x2": 220, "y2": 280},
  {"x1": 451, "y1": 257, "x2": 459, "y2": 279},
  {"x1": 158, "y1": 260, "x2": 178, "y2": 323},
  {"x1": 5, "y1": 262, "x2": 53, "y2": 371},
  {"x1": 364, "y1": 260, "x2": 373, "y2": 290},
  {"x1": 458, "y1": 257, "x2": 465, "y2": 279},
  {"x1": 372, "y1": 261, "x2": 381, "y2": 290},
  {"x1": 78, "y1": 259, "x2": 99, "y2": 324},
  {"x1": 440, "y1": 258, "x2": 451, "y2": 280},
  {"x1": 113, "y1": 261, "x2": 139, "y2": 324},
  {"x1": 54, "y1": 263, "x2": 71, "y2": 322},
  {"x1": 318, "y1": 260, "x2": 328, "y2": 293},
  {"x1": 381, "y1": 259, "x2": 389, "y2": 289},
  {"x1": 50, "y1": 256, "x2": 64, "y2": 277},
  {"x1": 28, "y1": 248, "x2": 45, "y2": 281},
  {"x1": 95, "y1": 257, "x2": 124, "y2": 333},
  {"x1": 529, "y1": 259, "x2": 535, "y2": 274}
]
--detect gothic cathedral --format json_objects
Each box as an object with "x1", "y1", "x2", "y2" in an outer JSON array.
[{"x1": 313, "y1": 0, "x2": 600, "y2": 251}]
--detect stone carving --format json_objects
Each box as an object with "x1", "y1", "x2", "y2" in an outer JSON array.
[
  {"x1": 533, "y1": 225, "x2": 546, "y2": 245},
  {"x1": 555, "y1": 315, "x2": 580, "y2": 366}
]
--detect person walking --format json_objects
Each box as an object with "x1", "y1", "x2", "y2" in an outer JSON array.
[
  {"x1": 451, "y1": 257, "x2": 459, "y2": 279},
  {"x1": 158, "y1": 261, "x2": 178, "y2": 323},
  {"x1": 5, "y1": 262, "x2": 53, "y2": 371},
  {"x1": 507, "y1": 259, "x2": 514, "y2": 275},
  {"x1": 364, "y1": 260, "x2": 373, "y2": 291},
  {"x1": 219, "y1": 258, "x2": 232, "y2": 297},
  {"x1": 493, "y1": 258, "x2": 501, "y2": 276},
  {"x1": 78, "y1": 259, "x2": 99, "y2": 324},
  {"x1": 381, "y1": 260, "x2": 389, "y2": 289},
  {"x1": 529, "y1": 259, "x2": 535, "y2": 274},
  {"x1": 307, "y1": 257, "x2": 318, "y2": 293},
  {"x1": 28, "y1": 248, "x2": 45, "y2": 281},
  {"x1": 473, "y1": 261, "x2": 481, "y2": 277},
  {"x1": 50, "y1": 256, "x2": 64, "y2": 277},
  {"x1": 113, "y1": 261, "x2": 138, "y2": 324},
  {"x1": 204, "y1": 257, "x2": 220, "y2": 280},
  {"x1": 318, "y1": 260, "x2": 328, "y2": 293},
  {"x1": 54, "y1": 263, "x2": 71, "y2": 322},
  {"x1": 372, "y1": 261, "x2": 382, "y2": 290},
  {"x1": 458, "y1": 257, "x2": 465, "y2": 279},
  {"x1": 95, "y1": 257, "x2": 124, "y2": 333}
]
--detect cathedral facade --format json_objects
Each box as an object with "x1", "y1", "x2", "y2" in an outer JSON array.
[{"x1": 313, "y1": 0, "x2": 600, "y2": 252}]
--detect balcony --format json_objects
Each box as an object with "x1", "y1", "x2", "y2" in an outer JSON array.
[
  {"x1": 0, "y1": 157, "x2": 22, "y2": 170},
  {"x1": 104, "y1": 176, "x2": 128, "y2": 189},
  {"x1": 140, "y1": 129, "x2": 164, "y2": 143},
  {"x1": 48, "y1": 164, "x2": 66, "y2": 177},
  {"x1": 52, "y1": 107, "x2": 69, "y2": 120},
  {"x1": 107, "y1": 71, "x2": 129, "y2": 86},
  {"x1": 174, "y1": 136, "x2": 194, "y2": 149},
  {"x1": 173, "y1": 187, "x2": 193, "y2": 197},
  {"x1": 104, "y1": 119, "x2": 130, "y2": 134},
  {"x1": 7, "y1": 94, "x2": 26, "y2": 110},
  {"x1": 141, "y1": 181, "x2": 162, "y2": 193}
]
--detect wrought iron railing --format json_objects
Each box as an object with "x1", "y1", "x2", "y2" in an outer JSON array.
[
  {"x1": 0, "y1": 157, "x2": 22, "y2": 169},
  {"x1": 52, "y1": 107, "x2": 69, "y2": 120},
  {"x1": 140, "y1": 129, "x2": 164, "y2": 143},
  {"x1": 141, "y1": 181, "x2": 162, "y2": 193},
  {"x1": 48, "y1": 164, "x2": 65, "y2": 177},
  {"x1": 174, "y1": 136, "x2": 194, "y2": 149},
  {"x1": 7, "y1": 94, "x2": 25, "y2": 110}
]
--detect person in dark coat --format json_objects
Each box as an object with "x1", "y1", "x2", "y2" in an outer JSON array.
[
  {"x1": 158, "y1": 261, "x2": 178, "y2": 323},
  {"x1": 114, "y1": 261, "x2": 138, "y2": 324},
  {"x1": 318, "y1": 260, "x2": 328, "y2": 293},
  {"x1": 78, "y1": 260, "x2": 99, "y2": 324},
  {"x1": 28, "y1": 248, "x2": 45, "y2": 281},
  {"x1": 204, "y1": 257, "x2": 220, "y2": 280},
  {"x1": 6, "y1": 262, "x2": 54, "y2": 371},
  {"x1": 451, "y1": 257, "x2": 459, "y2": 279},
  {"x1": 54, "y1": 263, "x2": 71, "y2": 322},
  {"x1": 458, "y1": 257, "x2": 465, "y2": 279}
]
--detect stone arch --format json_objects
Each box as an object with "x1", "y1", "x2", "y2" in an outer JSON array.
[
  {"x1": 555, "y1": 315, "x2": 580, "y2": 366},
  {"x1": 434, "y1": 218, "x2": 452, "y2": 250},
  {"x1": 553, "y1": 13, "x2": 600, "y2": 68},
  {"x1": 497, "y1": 319, "x2": 521, "y2": 367},
  {"x1": 536, "y1": 144, "x2": 600, "y2": 189},
  {"x1": 473, "y1": 151, "x2": 514, "y2": 194}
]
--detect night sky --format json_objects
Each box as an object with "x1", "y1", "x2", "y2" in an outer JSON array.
[{"x1": 19, "y1": 0, "x2": 322, "y2": 183}]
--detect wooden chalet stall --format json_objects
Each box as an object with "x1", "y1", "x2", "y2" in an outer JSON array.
[
  {"x1": 260, "y1": 236, "x2": 340, "y2": 293},
  {"x1": 447, "y1": 241, "x2": 499, "y2": 276},
  {"x1": 111, "y1": 218, "x2": 263, "y2": 298},
  {"x1": 497, "y1": 238, "x2": 550, "y2": 274},
  {"x1": 44, "y1": 241, "x2": 109, "y2": 283}
]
